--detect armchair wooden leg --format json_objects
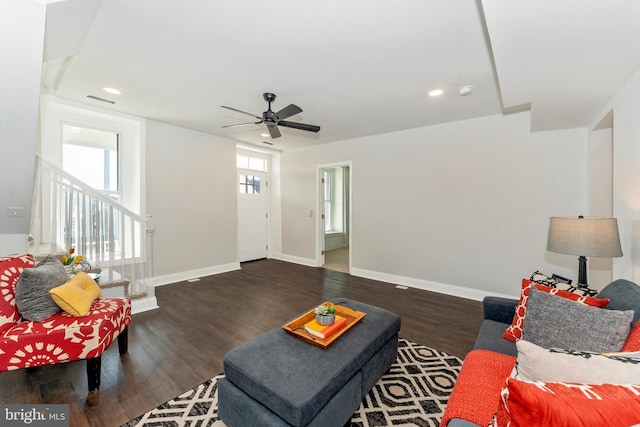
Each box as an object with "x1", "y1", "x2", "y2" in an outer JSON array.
[
  {"x1": 87, "y1": 355, "x2": 101, "y2": 391},
  {"x1": 117, "y1": 326, "x2": 129, "y2": 354}
]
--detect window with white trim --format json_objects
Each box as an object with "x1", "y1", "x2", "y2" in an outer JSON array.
[
  {"x1": 237, "y1": 155, "x2": 267, "y2": 172},
  {"x1": 62, "y1": 125, "x2": 120, "y2": 201},
  {"x1": 324, "y1": 167, "x2": 345, "y2": 234}
]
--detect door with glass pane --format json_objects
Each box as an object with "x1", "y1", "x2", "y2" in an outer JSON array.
[{"x1": 237, "y1": 170, "x2": 268, "y2": 262}]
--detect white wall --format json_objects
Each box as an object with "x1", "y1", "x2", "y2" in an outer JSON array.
[
  {"x1": 587, "y1": 127, "x2": 614, "y2": 286},
  {"x1": 146, "y1": 121, "x2": 239, "y2": 283},
  {"x1": 279, "y1": 112, "x2": 589, "y2": 298},
  {"x1": 605, "y1": 68, "x2": 640, "y2": 284},
  {"x1": 0, "y1": 0, "x2": 46, "y2": 253}
]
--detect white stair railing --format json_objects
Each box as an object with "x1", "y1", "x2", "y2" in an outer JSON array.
[{"x1": 31, "y1": 156, "x2": 153, "y2": 297}]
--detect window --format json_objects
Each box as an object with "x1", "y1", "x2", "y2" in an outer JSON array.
[
  {"x1": 324, "y1": 167, "x2": 346, "y2": 234},
  {"x1": 62, "y1": 125, "x2": 122, "y2": 248},
  {"x1": 62, "y1": 125, "x2": 120, "y2": 201},
  {"x1": 239, "y1": 175, "x2": 261, "y2": 194},
  {"x1": 237, "y1": 153, "x2": 267, "y2": 196},
  {"x1": 237, "y1": 155, "x2": 267, "y2": 172},
  {"x1": 324, "y1": 170, "x2": 333, "y2": 232}
]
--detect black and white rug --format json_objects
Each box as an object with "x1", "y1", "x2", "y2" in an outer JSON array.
[{"x1": 122, "y1": 338, "x2": 462, "y2": 427}]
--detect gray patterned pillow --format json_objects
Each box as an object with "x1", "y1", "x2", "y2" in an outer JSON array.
[
  {"x1": 522, "y1": 286, "x2": 633, "y2": 352},
  {"x1": 15, "y1": 256, "x2": 68, "y2": 321}
]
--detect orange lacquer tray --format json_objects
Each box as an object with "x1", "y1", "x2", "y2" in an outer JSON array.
[{"x1": 283, "y1": 302, "x2": 366, "y2": 349}]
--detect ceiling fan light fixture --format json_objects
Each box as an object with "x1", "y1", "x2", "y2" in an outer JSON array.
[
  {"x1": 260, "y1": 132, "x2": 270, "y2": 138},
  {"x1": 428, "y1": 88, "x2": 444, "y2": 97}
]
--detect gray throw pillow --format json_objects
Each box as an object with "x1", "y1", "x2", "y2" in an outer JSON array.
[
  {"x1": 522, "y1": 286, "x2": 633, "y2": 353},
  {"x1": 15, "y1": 256, "x2": 68, "y2": 321},
  {"x1": 597, "y1": 279, "x2": 640, "y2": 327}
]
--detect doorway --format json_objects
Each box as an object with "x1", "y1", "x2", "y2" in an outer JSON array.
[
  {"x1": 320, "y1": 164, "x2": 351, "y2": 273},
  {"x1": 237, "y1": 151, "x2": 269, "y2": 262}
]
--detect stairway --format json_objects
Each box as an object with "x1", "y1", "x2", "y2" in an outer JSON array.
[{"x1": 29, "y1": 156, "x2": 157, "y2": 312}]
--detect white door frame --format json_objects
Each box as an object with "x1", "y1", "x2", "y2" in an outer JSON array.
[
  {"x1": 236, "y1": 147, "x2": 275, "y2": 262},
  {"x1": 237, "y1": 169, "x2": 268, "y2": 262},
  {"x1": 316, "y1": 161, "x2": 352, "y2": 269}
]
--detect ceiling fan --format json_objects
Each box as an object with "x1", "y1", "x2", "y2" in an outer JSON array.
[{"x1": 221, "y1": 93, "x2": 320, "y2": 139}]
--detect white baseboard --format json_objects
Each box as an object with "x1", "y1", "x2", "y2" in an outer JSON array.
[
  {"x1": 349, "y1": 267, "x2": 516, "y2": 301},
  {"x1": 132, "y1": 295, "x2": 159, "y2": 314},
  {"x1": 270, "y1": 253, "x2": 320, "y2": 267},
  {"x1": 145, "y1": 258, "x2": 516, "y2": 310},
  {"x1": 151, "y1": 262, "x2": 241, "y2": 287}
]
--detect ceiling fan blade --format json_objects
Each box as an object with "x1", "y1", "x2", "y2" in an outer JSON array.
[
  {"x1": 275, "y1": 104, "x2": 303, "y2": 121},
  {"x1": 265, "y1": 122, "x2": 281, "y2": 138},
  {"x1": 221, "y1": 121, "x2": 262, "y2": 128},
  {"x1": 221, "y1": 105, "x2": 262, "y2": 120},
  {"x1": 277, "y1": 121, "x2": 321, "y2": 133}
]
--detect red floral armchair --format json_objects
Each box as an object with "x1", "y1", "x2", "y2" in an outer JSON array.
[{"x1": 0, "y1": 254, "x2": 131, "y2": 392}]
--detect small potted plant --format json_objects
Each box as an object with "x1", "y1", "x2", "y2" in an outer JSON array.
[{"x1": 314, "y1": 303, "x2": 336, "y2": 325}]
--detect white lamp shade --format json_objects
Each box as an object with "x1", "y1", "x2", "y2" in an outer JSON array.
[{"x1": 547, "y1": 216, "x2": 622, "y2": 258}]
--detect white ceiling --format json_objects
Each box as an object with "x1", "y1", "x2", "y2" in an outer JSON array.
[{"x1": 41, "y1": 0, "x2": 640, "y2": 151}]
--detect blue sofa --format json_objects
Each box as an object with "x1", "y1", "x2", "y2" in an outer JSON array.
[{"x1": 444, "y1": 279, "x2": 640, "y2": 427}]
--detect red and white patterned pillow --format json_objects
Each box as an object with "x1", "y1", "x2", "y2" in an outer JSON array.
[
  {"x1": 0, "y1": 254, "x2": 35, "y2": 332},
  {"x1": 502, "y1": 279, "x2": 610, "y2": 343},
  {"x1": 496, "y1": 377, "x2": 640, "y2": 427}
]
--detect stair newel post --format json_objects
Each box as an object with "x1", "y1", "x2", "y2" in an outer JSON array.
[
  {"x1": 145, "y1": 214, "x2": 155, "y2": 292},
  {"x1": 32, "y1": 157, "x2": 42, "y2": 256}
]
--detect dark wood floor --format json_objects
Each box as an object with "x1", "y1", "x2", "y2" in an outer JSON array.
[{"x1": 0, "y1": 259, "x2": 483, "y2": 426}]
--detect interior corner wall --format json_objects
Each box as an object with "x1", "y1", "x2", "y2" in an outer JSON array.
[
  {"x1": 280, "y1": 112, "x2": 589, "y2": 298},
  {"x1": 587, "y1": 127, "x2": 614, "y2": 287},
  {"x1": 268, "y1": 152, "x2": 283, "y2": 256},
  {"x1": 607, "y1": 67, "x2": 640, "y2": 284},
  {"x1": 146, "y1": 120, "x2": 237, "y2": 278}
]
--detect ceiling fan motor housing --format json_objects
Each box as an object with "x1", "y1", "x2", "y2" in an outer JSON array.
[{"x1": 263, "y1": 93, "x2": 277, "y2": 121}]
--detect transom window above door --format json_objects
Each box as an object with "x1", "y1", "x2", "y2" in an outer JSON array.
[{"x1": 237, "y1": 155, "x2": 267, "y2": 172}]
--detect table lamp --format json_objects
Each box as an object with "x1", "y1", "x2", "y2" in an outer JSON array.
[{"x1": 547, "y1": 216, "x2": 622, "y2": 288}]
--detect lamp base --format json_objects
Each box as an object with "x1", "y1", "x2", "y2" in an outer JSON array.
[
  {"x1": 575, "y1": 255, "x2": 598, "y2": 295},
  {"x1": 577, "y1": 255, "x2": 588, "y2": 288}
]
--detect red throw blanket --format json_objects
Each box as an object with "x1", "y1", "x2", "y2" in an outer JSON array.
[{"x1": 440, "y1": 350, "x2": 516, "y2": 427}]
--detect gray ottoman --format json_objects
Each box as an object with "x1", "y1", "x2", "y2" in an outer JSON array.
[{"x1": 218, "y1": 298, "x2": 401, "y2": 427}]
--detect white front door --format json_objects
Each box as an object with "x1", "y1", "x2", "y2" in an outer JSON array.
[{"x1": 238, "y1": 170, "x2": 268, "y2": 262}]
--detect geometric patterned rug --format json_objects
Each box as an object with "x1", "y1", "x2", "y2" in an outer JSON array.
[{"x1": 121, "y1": 338, "x2": 463, "y2": 427}]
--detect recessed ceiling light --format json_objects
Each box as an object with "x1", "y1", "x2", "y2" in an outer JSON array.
[
  {"x1": 428, "y1": 89, "x2": 444, "y2": 97},
  {"x1": 458, "y1": 86, "x2": 473, "y2": 96},
  {"x1": 103, "y1": 87, "x2": 121, "y2": 95},
  {"x1": 260, "y1": 133, "x2": 269, "y2": 138}
]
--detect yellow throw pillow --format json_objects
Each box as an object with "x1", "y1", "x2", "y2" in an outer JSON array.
[
  {"x1": 49, "y1": 271, "x2": 102, "y2": 316},
  {"x1": 73, "y1": 271, "x2": 102, "y2": 299}
]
